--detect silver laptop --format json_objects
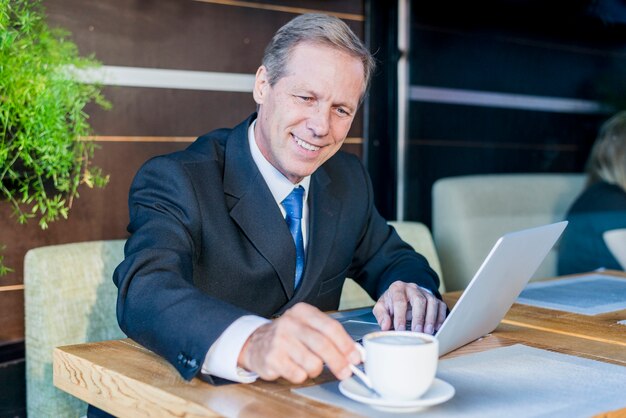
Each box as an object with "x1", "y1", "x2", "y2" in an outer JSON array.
[{"x1": 335, "y1": 221, "x2": 568, "y2": 356}]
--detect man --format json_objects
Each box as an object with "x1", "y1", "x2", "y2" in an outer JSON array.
[{"x1": 114, "y1": 13, "x2": 447, "y2": 387}]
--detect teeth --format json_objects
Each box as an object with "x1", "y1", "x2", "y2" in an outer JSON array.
[{"x1": 295, "y1": 137, "x2": 320, "y2": 151}]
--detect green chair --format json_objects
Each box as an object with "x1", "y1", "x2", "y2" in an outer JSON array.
[
  {"x1": 339, "y1": 221, "x2": 445, "y2": 310},
  {"x1": 24, "y1": 240, "x2": 126, "y2": 418}
]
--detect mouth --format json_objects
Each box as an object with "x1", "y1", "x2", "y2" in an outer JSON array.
[{"x1": 292, "y1": 134, "x2": 321, "y2": 152}]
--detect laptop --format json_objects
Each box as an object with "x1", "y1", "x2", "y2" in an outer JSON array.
[{"x1": 335, "y1": 221, "x2": 568, "y2": 356}]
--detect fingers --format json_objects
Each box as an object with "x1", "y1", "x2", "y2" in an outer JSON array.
[
  {"x1": 420, "y1": 290, "x2": 439, "y2": 334},
  {"x1": 405, "y1": 284, "x2": 427, "y2": 332},
  {"x1": 372, "y1": 299, "x2": 392, "y2": 331},
  {"x1": 238, "y1": 303, "x2": 359, "y2": 383},
  {"x1": 375, "y1": 281, "x2": 448, "y2": 335},
  {"x1": 374, "y1": 281, "x2": 411, "y2": 331},
  {"x1": 285, "y1": 338, "x2": 325, "y2": 380},
  {"x1": 389, "y1": 282, "x2": 410, "y2": 331},
  {"x1": 436, "y1": 299, "x2": 447, "y2": 331},
  {"x1": 408, "y1": 285, "x2": 448, "y2": 334},
  {"x1": 288, "y1": 306, "x2": 358, "y2": 379}
]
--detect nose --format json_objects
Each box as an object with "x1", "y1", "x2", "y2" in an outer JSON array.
[{"x1": 306, "y1": 105, "x2": 330, "y2": 138}]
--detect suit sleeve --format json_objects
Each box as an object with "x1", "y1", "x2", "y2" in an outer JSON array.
[
  {"x1": 345, "y1": 158, "x2": 442, "y2": 301},
  {"x1": 113, "y1": 156, "x2": 251, "y2": 380}
]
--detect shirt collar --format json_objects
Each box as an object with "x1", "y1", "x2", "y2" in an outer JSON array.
[{"x1": 248, "y1": 120, "x2": 310, "y2": 205}]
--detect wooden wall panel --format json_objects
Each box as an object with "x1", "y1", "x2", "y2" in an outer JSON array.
[
  {"x1": 0, "y1": 141, "x2": 189, "y2": 287},
  {"x1": 85, "y1": 88, "x2": 257, "y2": 136},
  {"x1": 84, "y1": 87, "x2": 363, "y2": 138},
  {"x1": 44, "y1": 0, "x2": 363, "y2": 73},
  {"x1": 0, "y1": 290, "x2": 24, "y2": 343},
  {"x1": 45, "y1": 0, "x2": 365, "y2": 140}
]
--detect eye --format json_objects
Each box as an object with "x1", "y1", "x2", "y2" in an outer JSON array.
[
  {"x1": 336, "y1": 107, "x2": 351, "y2": 117},
  {"x1": 296, "y1": 95, "x2": 313, "y2": 103}
]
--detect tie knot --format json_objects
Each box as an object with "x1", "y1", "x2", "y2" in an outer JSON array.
[{"x1": 282, "y1": 186, "x2": 304, "y2": 220}]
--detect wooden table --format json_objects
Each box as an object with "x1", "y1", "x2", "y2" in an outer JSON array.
[{"x1": 54, "y1": 274, "x2": 626, "y2": 417}]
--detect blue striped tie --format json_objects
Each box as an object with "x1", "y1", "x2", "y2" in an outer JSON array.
[{"x1": 282, "y1": 186, "x2": 305, "y2": 288}]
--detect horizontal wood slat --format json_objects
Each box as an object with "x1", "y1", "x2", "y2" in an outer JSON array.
[
  {"x1": 192, "y1": 0, "x2": 364, "y2": 21},
  {"x1": 0, "y1": 285, "x2": 24, "y2": 292},
  {"x1": 501, "y1": 318, "x2": 626, "y2": 348}
]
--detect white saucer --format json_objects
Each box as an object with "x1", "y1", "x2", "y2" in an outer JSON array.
[{"x1": 339, "y1": 377, "x2": 455, "y2": 413}]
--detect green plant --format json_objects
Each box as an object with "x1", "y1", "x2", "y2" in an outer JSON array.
[
  {"x1": 0, "y1": 0, "x2": 110, "y2": 274},
  {"x1": 0, "y1": 245, "x2": 9, "y2": 276}
]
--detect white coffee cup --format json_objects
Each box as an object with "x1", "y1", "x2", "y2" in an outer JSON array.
[{"x1": 351, "y1": 331, "x2": 438, "y2": 401}]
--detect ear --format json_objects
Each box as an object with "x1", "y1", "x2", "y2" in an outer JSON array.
[{"x1": 253, "y1": 65, "x2": 269, "y2": 105}]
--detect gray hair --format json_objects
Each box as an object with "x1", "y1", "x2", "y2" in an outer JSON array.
[
  {"x1": 586, "y1": 110, "x2": 626, "y2": 191},
  {"x1": 262, "y1": 13, "x2": 375, "y2": 102}
]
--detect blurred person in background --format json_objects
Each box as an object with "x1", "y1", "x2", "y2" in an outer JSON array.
[{"x1": 558, "y1": 111, "x2": 626, "y2": 275}]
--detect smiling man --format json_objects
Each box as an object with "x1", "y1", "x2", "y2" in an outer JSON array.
[
  {"x1": 252, "y1": 41, "x2": 363, "y2": 185},
  {"x1": 111, "y1": 13, "x2": 446, "y2": 390}
]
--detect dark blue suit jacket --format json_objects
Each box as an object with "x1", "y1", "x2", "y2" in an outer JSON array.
[{"x1": 113, "y1": 114, "x2": 441, "y2": 380}]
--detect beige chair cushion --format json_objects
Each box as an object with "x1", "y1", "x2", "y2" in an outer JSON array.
[
  {"x1": 339, "y1": 221, "x2": 444, "y2": 310},
  {"x1": 432, "y1": 173, "x2": 585, "y2": 291},
  {"x1": 24, "y1": 240, "x2": 126, "y2": 418},
  {"x1": 603, "y1": 229, "x2": 626, "y2": 269}
]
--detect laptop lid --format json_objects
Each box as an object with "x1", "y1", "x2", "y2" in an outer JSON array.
[
  {"x1": 436, "y1": 221, "x2": 567, "y2": 356},
  {"x1": 335, "y1": 221, "x2": 568, "y2": 356}
]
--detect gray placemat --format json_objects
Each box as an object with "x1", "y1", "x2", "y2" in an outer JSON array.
[
  {"x1": 516, "y1": 274, "x2": 626, "y2": 315},
  {"x1": 293, "y1": 344, "x2": 626, "y2": 417}
]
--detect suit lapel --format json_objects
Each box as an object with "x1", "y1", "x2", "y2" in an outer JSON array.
[{"x1": 223, "y1": 116, "x2": 297, "y2": 299}]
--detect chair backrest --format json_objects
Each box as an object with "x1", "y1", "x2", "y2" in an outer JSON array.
[
  {"x1": 24, "y1": 240, "x2": 126, "y2": 418},
  {"x1": 389, "y1": 221, "x2": 444, "y2": 287},
  {"x1": 432, "y1": 173, "x2": 586, "y2": 291},
  {"x1": 339, "y1": 221, "x2": 444, "y2": 310}
]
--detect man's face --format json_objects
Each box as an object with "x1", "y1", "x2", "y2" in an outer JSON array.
[{"x1": 253, "y1": 42, "x2": 365, "y2": 184}]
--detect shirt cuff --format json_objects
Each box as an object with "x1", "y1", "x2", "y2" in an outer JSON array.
[{"x1": 201, "y1": 315, "x2": 270, "y2": 383}]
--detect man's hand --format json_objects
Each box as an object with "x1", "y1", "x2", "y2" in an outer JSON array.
[
  {"x1": 373, "y1": 281, "x2": 447, "y2": 335},
  {"x1": 237, "y1": 303, "x2": 361, "y2": 383}
]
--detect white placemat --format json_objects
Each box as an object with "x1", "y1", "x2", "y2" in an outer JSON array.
[
  {"x1": 293, "y1": 344, "x2": 626, "y2": 417},
  {"x1": 516, "y1": 274, "x2": 626, "y2": 315}
]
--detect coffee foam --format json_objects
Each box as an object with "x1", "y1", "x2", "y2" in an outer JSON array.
[{"x1": 369, "y1": 335, "x2": 430, "y2": 345}]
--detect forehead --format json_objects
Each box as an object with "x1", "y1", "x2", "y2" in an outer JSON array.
[{"x1": 281, "y1": 42, "x2": 365, "y2": 103}]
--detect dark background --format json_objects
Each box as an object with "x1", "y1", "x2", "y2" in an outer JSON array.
[{"x1": 368, "y1": 0, "x2": 626, "y2": 223}]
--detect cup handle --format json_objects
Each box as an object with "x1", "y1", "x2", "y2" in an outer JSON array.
[
  {"x1": 348, "y1": 343, "x2": 374, "y2": 390},
  {"x1": 354, "y1": 342, "x2": 366, "y2": 362}
]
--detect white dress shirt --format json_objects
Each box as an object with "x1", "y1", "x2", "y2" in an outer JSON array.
[{"x1": 201, "y1": 120, "x2": 311, "y2": 382}]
